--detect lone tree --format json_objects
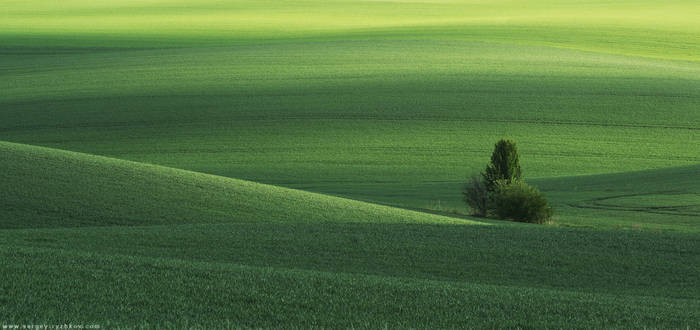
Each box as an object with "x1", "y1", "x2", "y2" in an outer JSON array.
[
  {"x1": 482, "y1": 139, "x2": 522, "y2": 191},
  {"x1": 463, "y1": 139, "x2": 552, "y2": 223}
]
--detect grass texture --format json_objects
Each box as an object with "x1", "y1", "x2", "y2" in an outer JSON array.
[
  {"x1": 0, "y1": 141, "x2": 473, "y2": 229},
  {"x1": 2, "y1": 40, "x2": 697, "y2": 229},
  {"x1": 2, "y1": 247, "x2": 698, "y2": 328},
  {"x1": 2, "y1": 2, "x2": 699, "y2": 230},
  {"x1": 1, "y1": 0, "x2": 699, "y2": 327},
  {"x1": 1, "y1": 0, "x2": 699, "y2": 60},
  {"x1": 1, "y1": 142, "x2": 698, "y2": 327}
]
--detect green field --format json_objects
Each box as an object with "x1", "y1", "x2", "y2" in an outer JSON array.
[{"x1": 1, "y1": 0, "x2": 699, "y2": 327}]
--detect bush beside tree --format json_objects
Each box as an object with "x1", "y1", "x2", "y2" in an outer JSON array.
[{"x1": 490, "y1": 180, "x2": 553, "y2": 224}]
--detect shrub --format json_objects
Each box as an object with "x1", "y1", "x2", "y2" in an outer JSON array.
[
  {"x1": 489, "y1": 181, "x2": 553, "y2": 223},
  {"x1": 463, "y1": 175, "x2": 489, "y2": 217}
]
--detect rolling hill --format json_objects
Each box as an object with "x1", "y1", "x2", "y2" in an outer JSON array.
[{"x1": 1, "y1": 0, "x2": 699, "y2": 327}]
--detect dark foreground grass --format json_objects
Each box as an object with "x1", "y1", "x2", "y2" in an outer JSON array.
[
  {"x1": 4, "y1": 221, "x2": 699, "y2": 300},
  {"x1": 2, "y1": 247, "x2": 698, "y2": 329}
]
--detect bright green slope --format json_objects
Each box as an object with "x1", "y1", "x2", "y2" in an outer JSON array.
[
  {"x1": 1, "y1": 0, "x2": 699, "y2": 61},
  {"x1": 0, "y1": 141, "x2": 472, "y2": 229},
  {"x1": 1, "y1": 142, "x2": 698, "y2": 327}
]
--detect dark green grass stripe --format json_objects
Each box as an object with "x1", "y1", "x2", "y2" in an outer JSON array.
[
  {"x1": 2, "y1": 246, "x2": 698, "y2": 328},
  {"x1": 3, "y1": 220, "x2": 698, "y2": 300}
]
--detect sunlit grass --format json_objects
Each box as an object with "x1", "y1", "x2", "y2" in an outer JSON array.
[{"x1": 1, "y1": 0, "x2": 699, "y2": 60}]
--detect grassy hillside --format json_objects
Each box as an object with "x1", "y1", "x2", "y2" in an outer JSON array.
[
  {"x1": 312, "y1": 164, "x2": 700, "y2": 232},
  {"x1": 1, "y1": 0, "x2": 699, "y2": 60},
  {"x1": 2, "y1": 40, "x2": 698, "y2": 228},
  {"x1": 1, "y1": 0, "x2": 699, "y2": 327},
  {"x1": 0, "y1": 141, "x2": 474, "y2": 229},
  {"x1": 3, "y1": 247, "x2": 698, "y2": 328},
  {"x1": 1, "y1": 142, "x2": 698, "y2": 327},
  {"x1": 536, "y1": 165, "x2": 700, "y2": 231},
  {"x1": 2, "y1": 2, "x2": 699, "y2": 232}
]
